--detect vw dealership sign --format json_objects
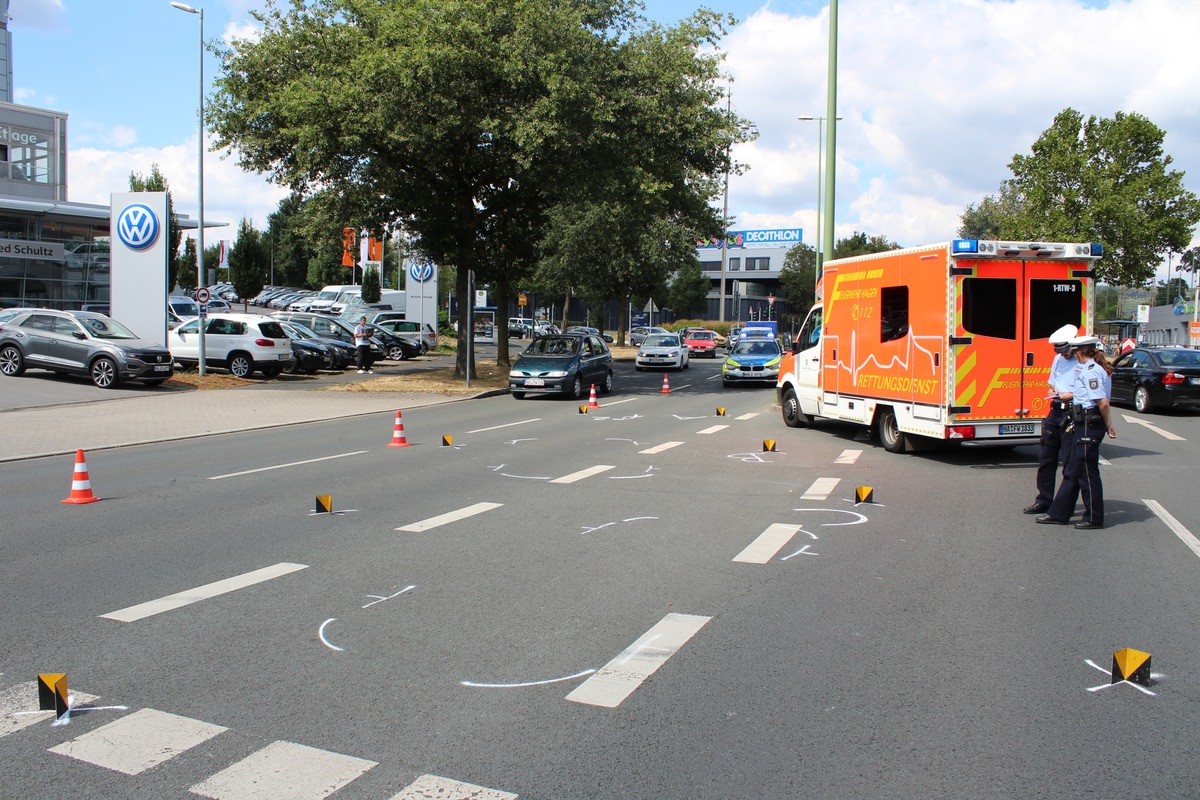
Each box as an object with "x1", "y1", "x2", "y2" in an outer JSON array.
[
  {"x1": 409, "y1": 259, "x2": 434, "y2": 283},
  {"x1": 111, "y1": 192, "x2": 169, "y2": 347},
  {"x1": 116, "y1": 203, "x2": 161, "y2": 250}
]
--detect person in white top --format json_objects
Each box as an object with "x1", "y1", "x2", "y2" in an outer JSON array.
[{"x1": 354, "y1": 316, "x2": 373, "y2": 374}]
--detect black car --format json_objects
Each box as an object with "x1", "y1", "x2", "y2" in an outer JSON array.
[
  {"x1": 277, "y1": 320, "x2": 356, "y2": 370},
  {"x1": 1110, "y1": 346, "x2": 1200, "y2": 413},
  {"x1": 365, "y1": 322, "x2": 423, "y2": 361},
  {"x1": 286, "y1": 337, "x2": 331, "y2": 374}
]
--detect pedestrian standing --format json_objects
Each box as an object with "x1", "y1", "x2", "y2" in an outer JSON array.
[
  {"x1": 1037, "y1": 335, "x2": 1117, "y2": 529},
  {"x1": 1024, "y1": 324, "x2": 1078, "y2": 514},
  {"x1": 354, "y1": 315, "x2": 373, "y2": 374}
]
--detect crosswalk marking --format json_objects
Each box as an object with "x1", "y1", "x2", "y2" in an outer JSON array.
[
  {"x1": 834, "y1": 449, "x2": 862, "y2": 464},
  {"x1": 566, "y1": 613, "x2": 711, "y2": 708},
  {"x1": 397, "y1": 501, "x2": 503, "y2": 532},
  {"x1": 696, "y1": 424, "x2": 728, "y2": 434},
  {"x1": 191, "y1": 740, "x2": 377, "y2": 800},
  {"x1": 0, "y1": 682, "x2": 99, "y2": 738},
  {"x1": 390, "y1": 774, "x2": 518, "y2": 800},
  {"x1": 550, "y1": 465, "x2": 615, "y2": 484},
  {"x1": 733, "y1": 524, "x2": 801, "y2": 564},
  {"x1": 639, "y1": 441, "x2": 684, "y2": 454},
  {"x1": 734, "y1": 412, "x2": 759, "y2": 420},
  {"x1": 100, "y1": 562, "x2": 309, "y2": 622},
  {"x1": 801, "y1": 477, "x2": 840, "y2": 500},
  {"x1": 50, "y1": 708, "x2": 226, "y2": 775}
]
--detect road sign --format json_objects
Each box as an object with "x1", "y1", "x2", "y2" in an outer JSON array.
[
  {"x1": 1137, "y1": 304, "x2": 1150, "y2": 323},
  {"x1": 1191, "y1": 320, "x2": 1200, "y2": 342},
  {"x1": 644, "y1": 299, "x2": 659, "y2": 313},
  {"x1": 767, "y1": 294, "x2": 776, "y2": 307},
  {"x1": 195, "y1": 288, "x2": 210, "y2": 303},
  {"x1": 519, "y1": 293, "x2": 527, "y2": 306}
]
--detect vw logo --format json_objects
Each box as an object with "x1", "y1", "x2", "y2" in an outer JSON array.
[
  {"x1": 116, "y1": 204, "x2": 160, "y2": 250},
  {"x1": 409, "y1": 259, "x2": 434, "y2": 283}
]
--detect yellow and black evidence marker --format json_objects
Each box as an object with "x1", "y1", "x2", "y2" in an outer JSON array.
[
  {"x1": 855, "y1": 486, "x2": 875, "y2": 505},
  {"x1": 762, "y1": 439, "x2": 776, "y2": 452},
  {"x1": 578, "y1": 405, "x2": 588, "y2": 414},
  {"x1": 315, "y1": 495, "x2": 333, "y2": 514},
  {"x1": 716, "y1": 407, "x2": 726, "y2": 416},
  {"x1": 38, "y1": 673, "x2": 68, "y2": 718},
  {"x1": 1111, "y1": 647, "x2": 1152, "y2": 687},
  {"x1": 442, "y1": 434, "x2": 453, "y2": 447}
]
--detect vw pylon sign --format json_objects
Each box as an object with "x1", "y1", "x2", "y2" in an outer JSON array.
[
  {"x1": 406, "y1": 258, "x2": 438, "y2": 341},
  {"x1": 409, "y1": 259, "x2": 434, "y2": 283},
  {"x1": 111, "y1": 192, "x2": 170, "y2": 347},
  {"x1": 116, "y1": 204, "x2": 161, "y2": 250}
]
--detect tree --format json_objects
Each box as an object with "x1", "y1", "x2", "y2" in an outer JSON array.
[
  {"x1": 362, "y1": 265, "x2": 381, "y2": 303},
  {"x1": 669, "y1": 259, "x2": 709, "y2": 317},
  {"x1": 961, "y1": 109, "x2": 1200, "y2": 286},
  {"x1": 129, "y1": 164, "x2": 183, "y2": 290},
  {"x1": 958, "y1": 185, "x2": 1024, "y2": 240},
  {"x1": 228, "y1": 218, "x2": 270, "y2": 302},
  {"x1": 1180, "y1": 246, "x2": 1200, "y2": 275},
  {"x1": 266, "y1": 192, "x2": 318, "y2": 289},
  {"x1": 778, "y1": 243, "x2": 817, "y2": 311},
  {"x1": 832, "y1": 231, "x2": 901, "y2": 259}
]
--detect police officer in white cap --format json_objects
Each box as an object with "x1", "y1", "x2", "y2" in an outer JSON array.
[
  {"x1": 1023, "y1": 323, "x2": 1078, "y2": 514},
  {"x1": 1037, "y1": 334, "x2": 1117, "y2": 529}
]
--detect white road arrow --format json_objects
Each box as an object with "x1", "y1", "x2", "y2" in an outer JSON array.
[{"x1": 1121, "y1": 414, "x2": 1185, "y2": 441}]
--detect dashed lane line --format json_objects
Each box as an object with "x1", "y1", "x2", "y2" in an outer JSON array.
[
  {"x1": 550, "y1": 465, "x2": 616, "y2": 484},
  {"x1": 209, "y1": 451, "x2": 366, "y2": 480},
  {"x1": 397, "y1": 501, "x2": 504, "y2": 532},
  {"x1": 639, "y1": 441, "x2": 685, "y2": 454},
  {"x1": 800, "y1": 477, "x2": 840, "y2": 500},
  {"x1": 697, "y1": 424, "x2": 728, "y2": 434},
  {"x1": 733, "y1": 524, "x2": 801, "y2": 564},
  {"x1": 834, "y1": 449, "x2": 862, "y2": 464},
  {"x1": 100, "y1": 563, "x2": 309, "y2": 622},
  {"x1": 1144, "y1": 499, "x2": 1200, "y2": 560}
]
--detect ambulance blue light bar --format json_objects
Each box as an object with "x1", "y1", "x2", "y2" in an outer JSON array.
[
  {"x1": 952, "y1": 240, "x2": 1102, "y2": 258},
  {"x1": 952, "y1": 239, "x2": 979, "y2": 254}
]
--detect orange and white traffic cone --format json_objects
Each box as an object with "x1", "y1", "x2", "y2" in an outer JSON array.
[
  {"x1": 587, "y1": 384, "x2": 600, "y2": 409},
  {"x1": 387, "y1": 410, "x2": 412, "y2": 447},
  {"x1": 61, "y1": 449, "x2": 101, "y2": 504},
  {"x1": 660, "y1": 374, "x2": 671, "y2": 394}
]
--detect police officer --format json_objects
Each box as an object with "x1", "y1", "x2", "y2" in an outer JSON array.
[
  {"x1": 1023, "y1": 324, "x2": 1078, "y2": 514},
  {"x1": 1037, "y1": 335, "x2": 1117, "y2": 529}
]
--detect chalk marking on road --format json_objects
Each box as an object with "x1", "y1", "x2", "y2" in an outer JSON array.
[
  {"x1": 735, "y1": 412, "x2": 759, "y2": 420},
  {"x1": 781, "y1": 544, "x2": 818, "y2": 560},
  {"x1": 606, "y1": 437, "x2": 644, "y2": 446},
  {"x1": 318, "y1": 618, "x2": 344, "y2": 651},
  {"x1": 733, "y1": 523, "x2": 801, "y2": 564},
  {"x1": 801, "y1": 477, "x2": 840, "y2": 500},
  {"x1": 673, "y1": 414, "x2": 709, "y2": 420},
  {"x1": 1084, "y1": 658, "x2": 1160, "y2": 696},
  {"x1": 1122, "y1": 414, "x2": 1185, "y2": 441},
  {"x1": 729, "y1": 451, "x2": 778, "y2": 463},
  {"x1": 834, "y1": 449, "x2": 863, "y2": 464},
  {"x1": 591, "y1": 398, "x2": 637, "y2": 408},
  {"x1": 209, "y1": 451, "x2": 366, "y2": 480},
  {"x1": 609, "y1": 466, "x2": 657, "y2": 480},
  {"x1": 791, "y1": 508, "x2": 869, "y2": 526},
  {"x1": 467, "y1": 418, "x2": 541, "y2": 434},
  {"x1": 2, "y1": 684, "x2": 102, "y2": 736},
  {"x1": 362, "y1": 585, "x2": 415, "y2": 608},
  {"x1": 550, "y1": 465, "x2": 616, "y2": 484},
  {"x1": 580, "y1": 516, "x2": 658, "y2": 534},
  {"x1": 697, "y1": 424, "x2": 728, "y2": 434},
  {"x1": 639, "y1": 441, "x2": 685, "y2": 454},
  {"x1": 462, "y1": 668, "x2": 597, "y2": 688},
  {"x1": 100, "y1": 562, "x2": 309, "y2": 622},
  {"x1": 566, "y1": 613, "x2": 711, "y2": 708},
  {"x1": 397, "y1": 501, "x2": 504, "y2": 532},
  {"x1": 1144, "y1": 499, "x2": 1200, "y2": 560}
]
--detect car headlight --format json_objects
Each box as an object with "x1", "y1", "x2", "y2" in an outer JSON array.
[
  {"x1": 545, "y1": 370, "x2": 568, "y2": 378},
  {"x1": 508, "y1": 369, "x2": 523, "y2": 378}
]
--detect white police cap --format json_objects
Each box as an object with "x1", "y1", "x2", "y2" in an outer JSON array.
[
  {"x1": 1048, "y1": 324, "x2": 1078, "y2": 345},
  {"x1": 1069, "y1": 334, "x2": 1101, "y2": 348}
]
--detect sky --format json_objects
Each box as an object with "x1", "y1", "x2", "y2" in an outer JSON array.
[{"x1": 7, "y1": 0, "x2": 1199, "y2": 283}]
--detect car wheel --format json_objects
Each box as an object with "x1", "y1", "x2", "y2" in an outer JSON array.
[
  {"x1": 385, "y1": 345, "x2": 405, "y2": 361},
  {"x1": 512, "y1": 391, "x2": 525, "y2": 399},
  {"x1": 1134, "y1": 385, "x2": 1153, "y2": 413},
  {"x1": 566, "y1": 374, "x2": 584, "y2": 399},
  {"x1": 878, "y1": 407, "x2": 906, "y2": 453},
  {"x1": 781, "y1": 386, "x2": 806, "y2": 428},
  {"x1": 600, "y1": 370, "x2": 613, "y2": 394},
  {"x1": 228, "y1": 353, "x2": 255, "y2": 378},
  {"x1": 90, "y1": 357, "x2": 119, "y2": 389},
  {"x1": 0, "y1": 344, "x2": 26, "y2": 376}
]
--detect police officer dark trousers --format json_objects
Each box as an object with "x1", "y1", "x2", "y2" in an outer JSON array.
[
  {"x1": 1025, "y1": 324, "x2": 1078, "y2": 514},
  {"x1": 1037, "y1": 336, "x2": 1117, "y2": 530}
]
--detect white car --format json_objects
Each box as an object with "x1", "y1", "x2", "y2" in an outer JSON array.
[
  {"x1": 168, "y1": 313, "x2": 293, "y2": 378},
  {"x1": 635, "y1": 332, "x2": 689, "y2": 371}
]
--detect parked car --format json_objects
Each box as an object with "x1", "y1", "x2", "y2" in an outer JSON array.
[
  {"x1": 167, "y1": 295, "x2": 200, "y2": 327},
  {"x1": 276, "y1": 320, "x2": 353, "y2": 370},
  {"x1": 630, "y1": 326, "x2": 667, "y2": 346},
  {"x1": 364, "y1": 322, "x2": 423, "y2": 361},
  {"x1": 530, "y1": 320, "x2": 561, "y2": 338},
  {"x1": 270, "y1": 311, "x2": 385, "y2": 364},
  {"x1": 509, "y1": 333, "x2": 613, "y2": 399},
  {"x1": 0, "y1": 309, "x2": 174, "y2": 388},
  {"x1": 566, "y1": 325, "x2": 614, "y2": 343},
  {"x1": 721, "y1": 337, "x2": 783, "y2": 386},
  {"x1": 1110, "y1": 346, "x2": 1200, "y2": 413},
  {"x1": 508, "y1": 317, "x2": 534, "y2": 339},
  {"x1": 371, "y1": 318, "x2": 438, "y2": 353},
  {"x1": 635, "y1": 332, "x2": 689, "y2": 371},
  {"x1": 684, "y1": 329, "x2": 719, "y2": 358},
  {"x1": 204, "y1": 298, "x2": 232, "y2": 313},
  {"x1": 168, "y1": 313, "x2": 293, "y2": 378},
  {"x1": 285, "y1": 336, "x2": 332, "y2": 374}
]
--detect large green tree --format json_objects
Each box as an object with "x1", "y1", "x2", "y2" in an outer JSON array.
[
  {"x1": 208, "y1": 0, "x2": 734, "y2": 379},
  {"x1": 128, "y1": 164, "x2": 183, "y2": 290},
  {"x1": 959, "y1": 109, "x2": 1199, "y2": 286},
  {"x1": 228, "y1": 218, "x2": 270, "y2": 302}
]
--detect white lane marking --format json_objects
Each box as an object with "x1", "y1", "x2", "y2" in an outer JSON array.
[
  {"x1": 639, "y1": 441, "x2": 685, "y2": 454},
  {"x1": 566, "y1": 613, "x2": 711, "y2": 708},
  {"x1": 467, "y1": 418, "x2": 540, "y2": 434},
  {"x1": 672, "y1": 415, "x2": 709, "y2": 420},
  {"x1": 462, "y1": 668, "x2": 597, "y2": 688},
  {"x1": 697, "y1": 425, "x2": 728, "y2": 434},
  {"x1": 209, "y1": 451, "x2": 366, "y2": 480},
  {"x1": 50, "y1": 708, "x2": 227, "y2": 775},
  {"x1": 100, "y1": 563, "x2": 309, "y2": 622},
  {"x1": 801, "y1": 477, "x2": 840, "y2": 500},
  {"x1": 733, "y1": 523, "x2": 801, "y2": 564},
  {"x1": 597, "y1": 398, "x2": 638, "y2": 407},
  {"x1": 834, "y1": 449, "x2": 862, "y2": 464},
  {"x1": 550, "y1": 465, "x2": 616, "y2": 484},
  {"x1": 362, "y1": 585, "x2": 415, "y2": 608},
  {"x1": 1122, "y1": 414, "x2": 1185, "y2": 441},
  {"x1": 735, "y1": 412, "x2": 759, "y2": 420},
  {"x1": 1144, "y1": 499, "x2": 1200, "y2": 560},
  {"x1": 191, "y1": 740, "x2": 376, "y2": 800},
  {"x1": 318, "y1": 619, "x2": 344, "y2": 652},
  {"x1": 1, "y1": 684, "x2": 99, "y2": 738},
  {"x1": 396, "y1": 501, "x2": 503, "y2": 532},
  {"x1": 389, "y1": 774, "x2": 518, "y2": 800},
  {"x1": 1099, "y1": 455, "x2": 1112, "y2": 466}
]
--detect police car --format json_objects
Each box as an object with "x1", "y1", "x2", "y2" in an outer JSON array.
[{"x1": 722, "y1": 337, "x2": 783, "y2": 386}]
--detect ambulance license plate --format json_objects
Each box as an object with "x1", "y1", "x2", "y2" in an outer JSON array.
[{"x1": 999, "y1": 423, "x2": 1035, "y2": 436}]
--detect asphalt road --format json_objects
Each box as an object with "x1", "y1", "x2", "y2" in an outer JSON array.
[{"x1": 3, "y1": 357, "x2": 1200, "y2": 799}]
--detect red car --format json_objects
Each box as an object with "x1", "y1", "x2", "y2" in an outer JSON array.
[{"x1": 684, "y1": 329, "x2": 718, "y2": 358}]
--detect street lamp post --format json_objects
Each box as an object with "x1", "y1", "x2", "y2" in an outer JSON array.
[
  {"x1": 171, "y1": 1, "x2": 206, "y2": 375},
  {"x1": 798, "y1": 115, "x2": 841, "y2": 295}
]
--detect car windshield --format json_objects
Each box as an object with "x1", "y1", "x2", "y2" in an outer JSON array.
[
  {"x1": 690, "y1": 332, "x2": 714, "y2": 340},
  {"x1": 526, "y1": 336, "x2": 579, "y2": 356},
  {"x1": 80, "y1": 316, "x2": 138, "y2": 339},
  {"x1": 643, "y1": 334, "x2": 679, "y2": 347},
  {"x1": 733, "y1": 340, "x2": 781, "y2": 356}
]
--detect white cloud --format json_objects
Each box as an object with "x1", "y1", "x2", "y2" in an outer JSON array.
[{"x1": 7, "y1": 0, "x2": 65, "y2": 30}]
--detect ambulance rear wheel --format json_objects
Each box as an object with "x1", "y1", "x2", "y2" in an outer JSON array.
[{"x1": 878, "y1": 408, "x2": 906, "y2": 453}]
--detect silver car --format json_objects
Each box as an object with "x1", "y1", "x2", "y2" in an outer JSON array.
[
  {"x1": 0, "y1": 309, "x2": 174, "y2": 388},
  {"x1": 635, "y1": 333, "x2": 689, "y2": 371}
]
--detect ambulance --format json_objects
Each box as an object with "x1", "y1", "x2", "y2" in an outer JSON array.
[{"x1": 776, "y1": 240, "x2": 1102, "y2": 452}]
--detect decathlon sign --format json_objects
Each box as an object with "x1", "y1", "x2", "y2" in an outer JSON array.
[{"x1": 697, "y1": 228, "x2": 803, "y2": 249}]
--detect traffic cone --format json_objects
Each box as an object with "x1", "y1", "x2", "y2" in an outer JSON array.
[
  {"x1": 587, "y1": 384, "x2": 600, "y2": 409},
  {"x1": 660, "y1": 374, "x2": 671, "y2": 394},
  {"x1": 61, "y1": 449, "x2": 101, "y2": 504},
  {"x1": 387, "y1": 410, "x2": 412, "y2": 447}
]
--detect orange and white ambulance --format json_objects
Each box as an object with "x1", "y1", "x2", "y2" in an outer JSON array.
[{"x1": 776, "y1": 240, "x2": 1102, "y2": 452}]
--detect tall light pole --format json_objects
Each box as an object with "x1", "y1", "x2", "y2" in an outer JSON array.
[
  {"x1": 718, "y1": 97, "x2": 732, "y2": 323},
  {"x1": 798, "y1": 115, "x2": 841, "y2": 294},
  {"x1": 171, "y1": 1, "x2": 206, "y2": 375}
]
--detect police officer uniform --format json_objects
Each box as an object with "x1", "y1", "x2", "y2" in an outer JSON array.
[
  {"x1": 1025, "y1": 324, "x2": 1078, "y2": 514},
  {"x1": 1038, "y1": 336, "x2": 1113, "y2": 529}
]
